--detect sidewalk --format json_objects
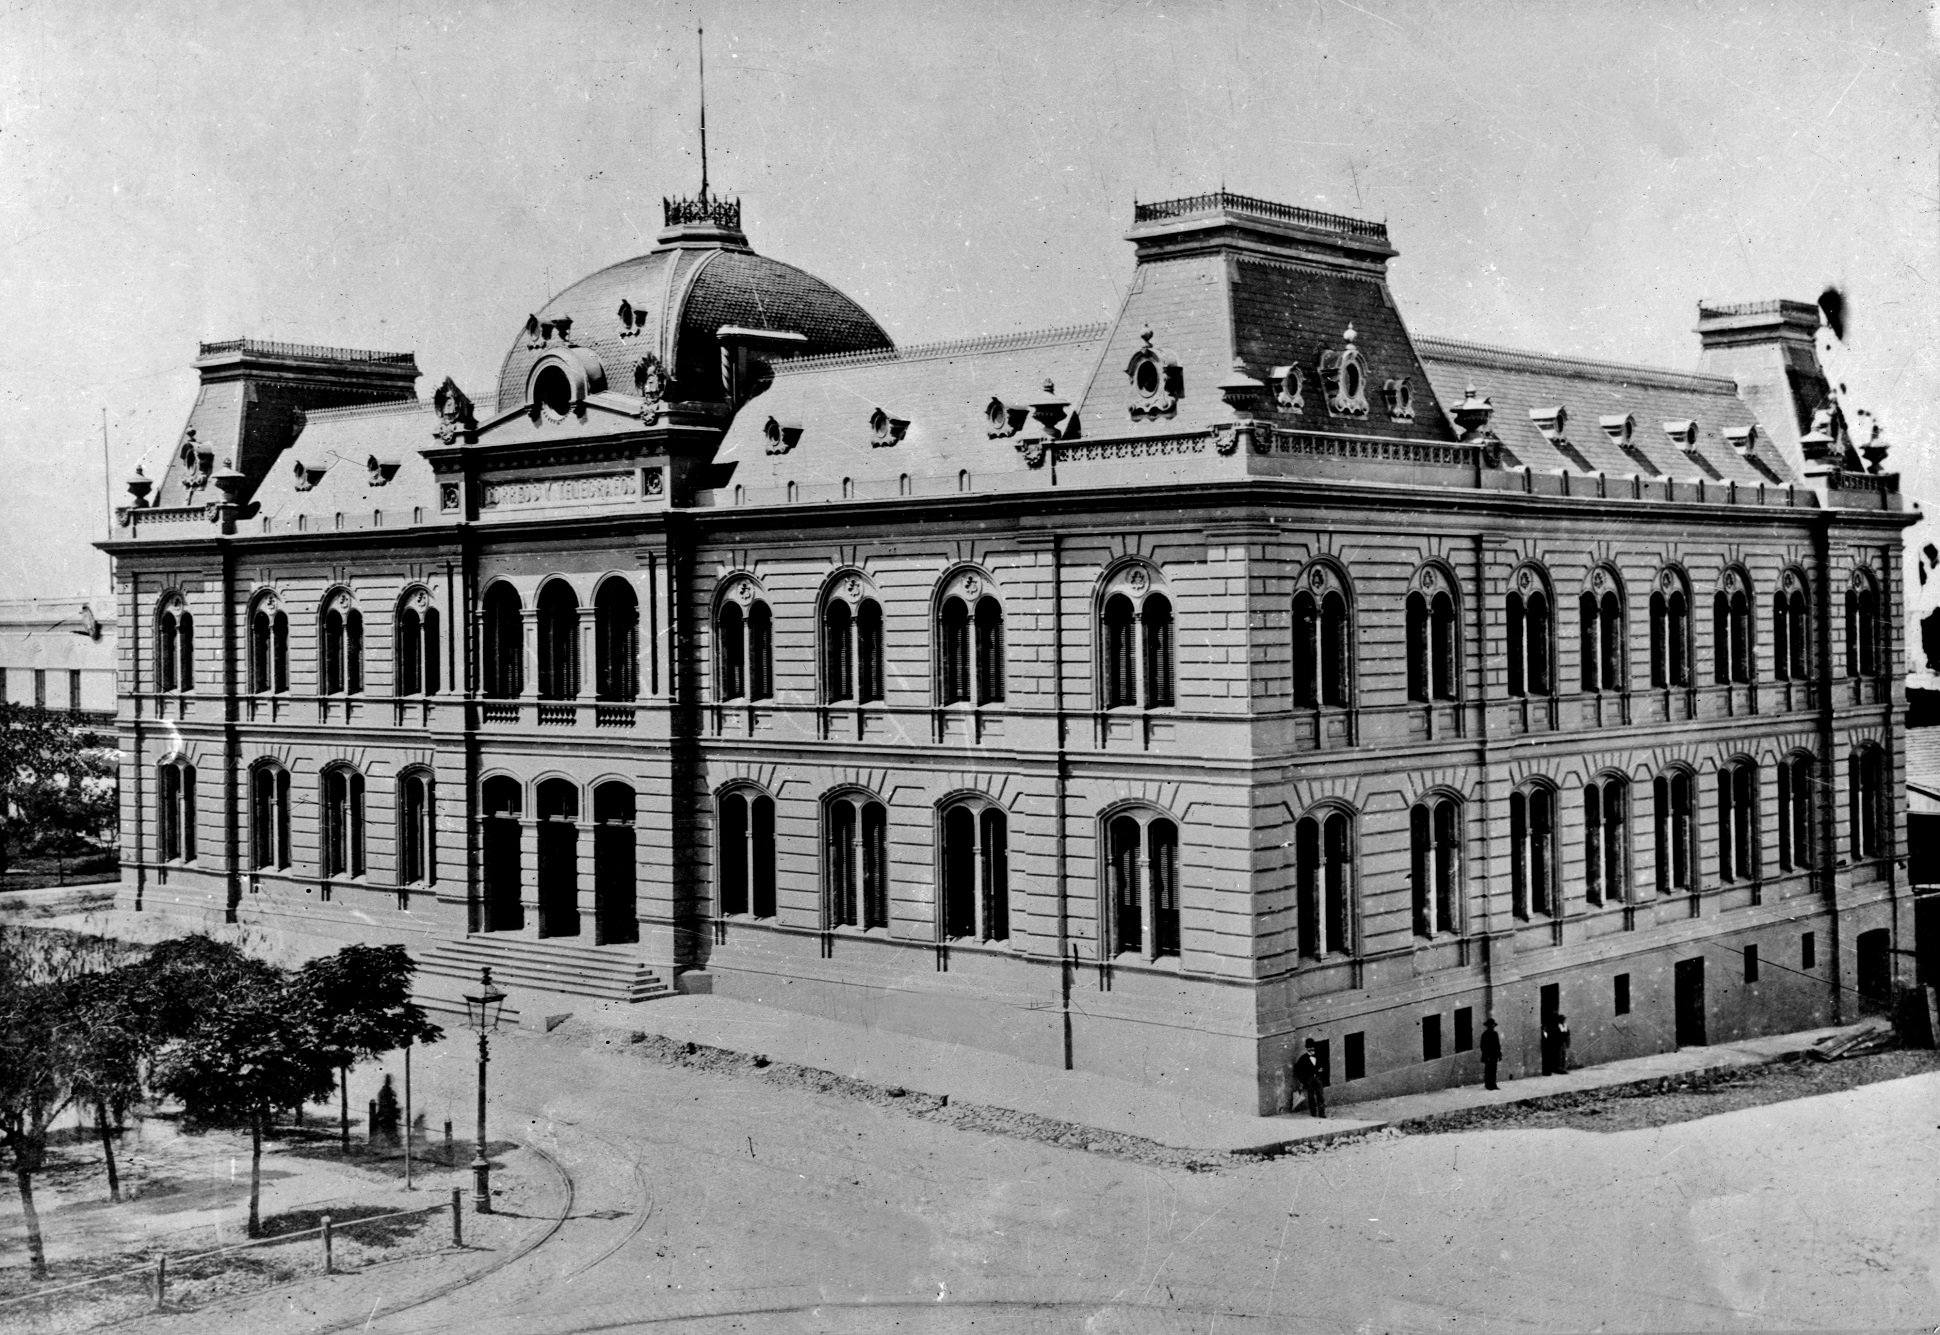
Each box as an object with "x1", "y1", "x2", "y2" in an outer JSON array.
[{"x1": 525, "y1": 990, "x2": 1888, "y2": 1156}]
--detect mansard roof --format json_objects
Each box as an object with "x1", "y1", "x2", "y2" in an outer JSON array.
[
  {"x1": 248, "y1": 398, "x2": 443, "y2": 533},
  {"x1": 1414, "y1": 337, "x2": 1795, "y2": 487}
]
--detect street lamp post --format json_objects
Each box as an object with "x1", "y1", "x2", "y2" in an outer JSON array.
[{"x1": 461, "y1": 966, "x2": 506, "y2": 1213}]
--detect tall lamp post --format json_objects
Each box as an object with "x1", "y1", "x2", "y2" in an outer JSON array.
[{"x1": 462, "y1": 967, "x2": 506, "y2": 1213}]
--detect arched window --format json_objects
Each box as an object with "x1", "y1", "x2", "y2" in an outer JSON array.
[
  {"x1": 1713, "y1": 569, "x2": 1752, "y2": 684},
  {"x1": 481, "y1": 583, "x2": 524, "y2": 699},
  {"x1": 1578, "y1": 569, "x2": 1624, "y2": 693},
  {"x1": 249, "y1": 763, "x2": 291, "y2": 870},
  {"x1": 1846, "y1": 570, "x2": 1881, "y2": 678},
  {"x1": 1649, "y1": 568, "x2": 1692, "y2": 688},
  {"x1": 536, "y1": 777, "x2": 579, "y2": 937},
  {"x1": 536, "y1": 582, "x2": 580, "y2": 701},
  {"x1": 481, "y1": 776, "x2": 523, "y2": 932},
  {"x1": 248, "y1": 593, "x2": 288, "y2": 695},
  {"x1": 398, "y1": 769, "x2": 434, "y2": 890},
  {"x1": 595, "y1": 580, "x2": 639, "y2": 702},
  {"x1": 1777, "y1": 753, "x2": 1814, "y2": 872},
  {"x1": 1410, "y1": 794, "x2": 1461, "y2": 936},
  {"x1": 1291, "y1": 563, "x2": 1352, "y2": 708},
  {"x1": 717, "y1": 787, "x2": 777, "y2": 918},
  {"x1": 157, "y1": 594, "x2": 194, "y2": 692},
  {"x1": 321, "y1": 765, "x2": 366, "y2": 879},
  {"x1": 1506, "y1": 569, "x2": 1552, "y2": 697},
  {"x1": 1849, "y1": 745, "x2": 1886, "y2": 860},
  {"x1": 158, "y1": 757, "x2": 196, "y2": 862},
  {"x1": 320, "y1": 590, "x2": 363, "y2": 696},
  {"x1": 826, "y1": 792, "x2": 888, "y2": 930},
  {"x1": 822, "y1": 575, "x2": 884, "y2": 705},
  {"x1": 1105, "y1": 810, "x2": 1181, "y2": 959},
  {"x1": 593, "y1": 781, "x2": 636, "y2": 944},
  {"x1": 938, "y1": 570, "x2": 1004, "y2": 706},
  {"x1": 1582, "y1": 776, "x2": 1627, "y2": 905},
  {"x1": 395, "y1": 589, "x2": 440, "y2": 697},
  {"x1": 1294, "y1": 807, "x2": 1353, "y2": 958},
  {"x1": 716, "y1": 579, "x2": 773, "y2": 702},
  {"x1": 1509, "y1": 784, "x2": 1555, "y2": 918},
  {"x1": 1653, "y1": 768, "x2": 1697, "y2": 895},
  {"x1": 941, "y1": 799, "x2": 1009, "y2": 943},
  {"x1": 1099, "y1": 566, "x2": 1175, "y2": 710},
  {"x1": 1716, "y1": 758, "x2": 1758, "y2": 883},
  {"x1": 1404, "y1": 567, "x2": 1459, "y2": 702},
  {"x1": 1772, "y1": 570, "x2": 1809, "y2": 681}
]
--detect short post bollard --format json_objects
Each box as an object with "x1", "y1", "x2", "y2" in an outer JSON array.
[
  {"x1": 152, "y1": 1253, "x2": 167, "y2": 1311},
  {"x1": 450, "y1": 1188, "x2": 464, "y2": 1247},
  {"x1": 322, "y1": 1215, "x2": 334, "y2": 1273},
  {"x1": 368, "y1": 1100, "x2": 378, "y2": 1146},
  {"x1": 444, "y1": 1117, "x2": 453, "y2": 1165}
]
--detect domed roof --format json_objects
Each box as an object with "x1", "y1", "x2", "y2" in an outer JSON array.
[{"x1": 494, "y1": 203, "x2": 892, "y2": 416}]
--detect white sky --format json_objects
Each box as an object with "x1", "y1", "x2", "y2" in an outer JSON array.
[{"x1": 0, "y1": 0, "x2": 1933, "y2": 601}]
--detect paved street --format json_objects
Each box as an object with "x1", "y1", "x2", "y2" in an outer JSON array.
[{"x1": 152, "y1": 1020, "x2": 1935, "y2": 1334}]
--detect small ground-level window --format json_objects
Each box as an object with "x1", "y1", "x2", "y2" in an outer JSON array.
[
  {"x1": 1343, "y1": 1032, "x2": 1365, "y2": 1081},
  {"x1": 1801, "y1": 931, "x2": 1816, "y2": 969},
  {"x1": 1744, "y1": 943, "x2": 1760, "y2": 983},
  {"x1": 1421, "y1": 1014, "x2": 1443, "y2": 1062},
  {"x1": 1614, "y1": 973, "x2": 1631, "y2": 1015},
  {"x1": 1453, "y1": 1007, "x2": 1473, "y2": 1053}
]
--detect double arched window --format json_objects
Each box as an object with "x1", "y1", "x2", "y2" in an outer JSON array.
[
  {"x1": 1716, "y1": 758, "x2": 1758, "y2": 883},
  {"x1": 1649, "y1": 568, "x2": 1692, "y2": 688},
  {"x1": 249, "y1": 762, "x2": 291, "y2": 870},
  {"x1": 1849, "y1": 745, "x2": 1886, "y2": 860},
  {"x1": 158, "y1": 756, "x2": 196, "y2": 861},
  {"x1": 320, "y1": 590, "x2": 363, "y2": 696},
  {"x1": 1506, "y1": 567, "x2": 1553, "y2": 697},
  {"x1": 717, "y1": 786, "x2": 777, "y2": 918},
  {"x1": 826, "y1": 791, "x2": 888, "y2": 930},
  {"x1": 1292, "y1": 563, "x2": 1352, "y2": 707},
  {"x1": 1771, "y1": 570, "x2": 1810, "y2": 681},
  {"x1": 595, "y1": 579, "x2": 639, "y2": 701},
  {"x1": 938, "y1": 570, "x2": 1004, "y2": 706},
  {"x1": 1404, "y1": 565, "x2": 1459, "y2": 702},
  {"x1": 1410, "y1": 794, "x2": 1462, "y2": 936},
  {"x1": 1100, "y1": 565, "x2": 1175, "y2": 710},
  {"x1": 1510, "y1": 783, "x2": 1556, "y2": 918},
  {"x1": 1713, "y1": 569, "x2": 1753, "y2": 684},
  {"x1": 1653, "y1": 768, "x2": 1698, "y2": 895},
  {"x1": 1583, "y1": 775, "x2": 1628, "y2": 905},
  {"x1": 1294, "y1": 807, "x2": 1353, "y2": 958},
  {"x1": 1777, "y1": 752, "x2": 1815, "y2": 872},
  {"x1": 321, "y1": 764, "x2": 366, "y2": 879},
  {"x1": 1845, "y1": 570, "x2": 1881, "y2": 678},
  {"x1": 398, "y1": 768, "x2": 434, "y2": 889},
  {"x1": 1105, "y1": 808, "x2": 1180, "y2": 959},
  {"x1": 396, "y1": 588, "x2": 439, "y2": 697},
  {"x1": 717, "y1": 578, "x2": 773, "y2": 703},
  {"x1": 157, "y1": 594, "x2": 194, "y2": 692},
  {"x1": 481, "y1": 583, "x2": 524, "y2": 699},
  {"x1": 1578, "y1": 568, "x2": 1624, "y2": 693},
  {"x1": 248, "y1": 592, "x2": 288, "y2": 694},
  {"x1": 940, "y1": 798, "x2": 1009, "y2": 943},
  {"x1": 537, "y1": 581, "x2": 579, "y2": 700},
  {"x1": 823, "y1": 574, "x2": 884, "y2": 705}
]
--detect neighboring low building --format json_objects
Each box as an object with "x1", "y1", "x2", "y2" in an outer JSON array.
[
  {"x1": 103, "y1": 189, "x2": 1913, "y2": 1115},
  {"x1": 0, "y1": 597, "x2": 117, "y2": 722}
]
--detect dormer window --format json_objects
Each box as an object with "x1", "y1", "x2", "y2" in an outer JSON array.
[
  {"x1": 869, "y1": 407, "x2": 909, "y2": 448},
  {"x1": 1317, "y1": 327, "x2": 1369, "y2": 417},
  {"x1": 1382, "y1": 376, "x2": 1415, "y2": 422},
  {"x1": 1663, "y1": 420, "x2": 1699, "y2": 451},
  {"x1": 985, "y1": 397, "x2": 1028, "y2": 438},
  {"x1": 534, "y1": 364, "x2": 573, "y2": 416},
  {"x1": 178, "y1": 428, "x2": 214, "y2": 491},
  {"x1": 367, "y1": 455, "x2": 400, "y2": 487},
  {"x1": 763, "y1": 417, "x2": 802, "y2": 455},
  {"x1": 1273, "y1": 365, "x2": 1305, "y2": 413},
  {"x1": 292, "y1": 460, "x2": 326, "y2": 491},
  {"x1": 1125, "y1": 328, "x2": 1181, "y2": 419},
  {"x1": 617, "y1": 299, "x2": 646, "y2": 338}
]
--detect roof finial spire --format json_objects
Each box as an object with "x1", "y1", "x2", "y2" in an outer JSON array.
[{"x1": 698, "y1": 26, "x2": 709, "y2": 202}]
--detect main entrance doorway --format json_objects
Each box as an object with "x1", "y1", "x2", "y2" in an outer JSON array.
[
  {"x1": 1674, "y1": 957, "x2": 1706, "y2": 1047},
  {"x1": 536, "y1": 778, "x2": 580, "y2": 938}
]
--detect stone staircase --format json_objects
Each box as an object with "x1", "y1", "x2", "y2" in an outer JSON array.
[{"x1": 415, "y1": 935, "x2": 676, "y2": 1012}]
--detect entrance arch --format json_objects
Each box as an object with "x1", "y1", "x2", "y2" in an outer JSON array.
[{"x1": 536, "y1": 778, "x2": 580, "y2": 938}]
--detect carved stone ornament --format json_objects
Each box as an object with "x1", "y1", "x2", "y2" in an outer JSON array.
[
  {"x1": 1721, "y1": 569, "x2": 1743, "y2": 595},
  {"x1": 1125, "y1": 328, "x2": 1180, "y2": 419},
  {"x1": 1517, "y1": 568, "x2": 1535, "y2": 594},
  {"x1": 1418, "y1": 567, "x2": 1439, "y2": 593},
  {"x1": 1127, "y1": 568, "x2": 1150, "y2": 596},
  {"x1": 729, "y1": 578, "x2": 756, "y2": 606},
  {"x1": 432, "y1": 376, "x2": 476, "y2": 445},
  {"x1": 634, "y1": 353, "x2": 671, "y2": 413},
  {"x1": 1017, "y1": 436, "x2": 1047, "y2": 469},
  {"x1": 1848, "y1": 567, "x2": 1874, "y2": 593},
  {"x1": 844, "y1": 576, "x2": 861, "y2": 600},
  {"x1": 961, "y1": 575, "x2": 981, "y2": 599},
  {"x1": 1590, "y1": 568, "x2": 1607, "y2": 594},
  {"x1": 1659, "y1": 569, "x2": 1678, "y2": 594},
  {"x1": 1212, "y1": 423, "x2": 1238, "y2": 456},
  {"x1": 643, "y1": 467, "x2": 664, "y2": 497},
  {"x1": 439, "y1": 481, "x2": 461, "y2": 513},
  {"x1": 1310, "y1": 567, "x2": 1329, "y2": 592},
  {"x1": 178, "y1": 427, "x2": 212, "y2": 491}
]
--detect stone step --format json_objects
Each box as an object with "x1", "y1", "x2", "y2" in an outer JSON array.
[{"x1": 415, "y1": 935, "x2": 675, "y2": 1007}]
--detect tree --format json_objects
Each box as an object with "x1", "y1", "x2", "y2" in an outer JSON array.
[
  {"x1": 153, "y1": 971, "x2": 336, "y2": 1238},
  {"x1": 66, "y1": 967, "x2": 149, "y2": 1202},
  {"x1": 0, "y1": 703, "x2": 95, "y2": 875},
  {"x1": 292, "y1": 944, "x2": 442, "y2": 1151}
]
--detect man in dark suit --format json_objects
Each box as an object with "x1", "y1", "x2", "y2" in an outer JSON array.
[
  {"x1": 1480, "y1": 1018, "x2": 1502, "y2": 1090},
  {"x1": 1290, "y1": 1038, "x2": 1325, "y2": 1118}
]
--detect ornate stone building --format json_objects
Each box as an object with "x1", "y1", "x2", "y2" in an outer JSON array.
[{"x1": 107, "y1": 191, "x2": 1911, "y2": 1113}]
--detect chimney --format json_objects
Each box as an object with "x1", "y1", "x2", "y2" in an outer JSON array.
[{"x1": 1694, "y1": 299, "x2": 1828, "y2": 482}]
